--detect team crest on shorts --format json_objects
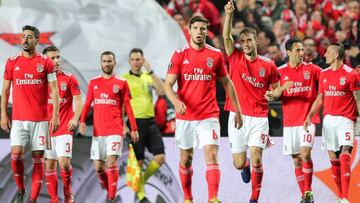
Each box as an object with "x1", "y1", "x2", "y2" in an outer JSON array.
[
  {"x1": 113, "y1": 85, "x2": 119, "y2": 93},
  {"x1": 259, "y1": 67, "x2": 266, "y2": 77},
  {"x1": 340, "y1": 76, "x2": 346, "y2": 85},
  {"x1": 36, "y1": 64, "x2": 44, "y2": 73},
  {"x1": 60, "y1": 82, "x2": 67, "y2": 91},
  {"x1": 207, "y1": 57, "x2": 214, "y2": 68},
  {"x1": 303, "y1": 71, "x2": 310, "y2": 80}
]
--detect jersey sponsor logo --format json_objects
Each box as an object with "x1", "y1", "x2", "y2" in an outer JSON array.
[
  {"x1": 184, "y1": 68, "x2": 212, "y2": 81},
  {"x1": 95, "y1": 93, "x2": 117, "y2": 105},
  {"x1": 112, "y1": 85, "x2": 119, "y2": 93},
  {"x1": 60, "y1": 82, "x2": 67, "y2": 91},
  {"x1": 16, "y1": 73, "x2": 43, "y2": 85},
  {"x1": 206, "y1": 57, "x2": 214, "y2": 68},
  {"x1": 37, "y1": 64, "x2": 44, "y2": 73},
  {"x1": 183, "y1": 59, "x2": 189, "y2": 65},
  {"x1": 303, "y1": 71, "x2": 310, "y2": 80},
  {"x1": 241, "y1": 73, "x2": 264, "y2": 88},
  {"x1": 324, "y1": 85, "x2": 345, "y2": 96},
  {"x1": 14, "y1": 66, "x2": 20, "y2": 71},
  {"x1": 259, "y1": 67, "x2": 266, "y2": 77},
  {"x1": 286, "y1": 81, "x2": 311, "y2": 94},
  {"x1": 340, "y1": 76, "x2": 346, "y2": 85}
]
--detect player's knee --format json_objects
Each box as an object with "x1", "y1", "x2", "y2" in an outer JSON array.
[
  {"x1": 106, "y1": 156, "x2": 118, "y2": 167},
  {"x1": 292, "y1": 157, "x2": 302, "y2": 167},
  {"x1": 45, "y1": 160, "x2": 57, "y2": 171},
  {"x1": 251, "y1": 157, "x2": 262, "y2": 167},
  {"x1": 180, "y1": 154, "x2": 193, "y2": 167},
  {"x1": 341, "y1": 145, "x2": 352, "y2": 154},
  {"x1": 58, "y1": 161, "x2": 71, "y2": 171},
  {"x1": 154, "y1": 154, "x2": 166, "y2": 166},
  {"x1": 233, "y1": 160, "x2": 246, "y2": 170},
  {"x1": 32, "y1": 150, "x2": 44, "y2": 157}
]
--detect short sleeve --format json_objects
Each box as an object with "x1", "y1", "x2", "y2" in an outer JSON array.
[
  {"x1": 318, "y1": 72, "x2": 324, "y2": 94},
  {"x1": 4, "y1": 58, "x2": 13, "y2": 81},
  {"x1": 350, "y1": 71, "x2": 360, "y2": 92},
  {"x1": 270, "y1": 62, "x2": 280, "y2": 84},
  {"x1": 69, "y1": 75, "x2": 81, "y2": 96},
  {"x1": 216, "y1": 54, "x2": 228, "y2": 77},
  {"x1": 122, "y1": 81, "x2": 132, "y2": 101},
  {"x1": 167, "y1": 52, "x2": 181, "y2": 75}
]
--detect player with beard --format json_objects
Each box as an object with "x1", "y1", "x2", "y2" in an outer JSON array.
[
  {"x1": 266, "y1": 38, "x2": 321, "y2": 203},
  {"x1": 223, "y1": 2, "x2": 280, "y2": 202},
  {"x1": 304, "y1": 44, "x2": 360, "y2": 203},
  {"x1": 1, "y1": 25, "x2": 60, "y2": 203},
  {"x1": 79, "y1": 51, "x2": 139, "y2": 203},
  {"x1": 165, "y1": 15, "x2": 242, "y2": 203},
  {"x1": 42, "y1": 46, "x2": 83, "y2": 203}
]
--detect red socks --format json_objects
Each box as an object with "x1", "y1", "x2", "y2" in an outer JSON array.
[
  {"x1": 330, "y1": 159, "x2": 342, "y2": 198},
  {"x1": 179, "y1": 164, "x2": 193, "y2": 201},
  {"x1": 250, "y1": 164, "x2": 263, "y2": 201},
  {"x1": 206, "y1": 164, "x2": 220, "y2": 201},
  {"x1": 302, "y1": 160, "x2": 313, "y2": 192},
  {"x1": 61, "y1": 166, "x2": 73, "y2": 196},
  {"x1": 45, "y1": 169, "x2": 58, "y2": 201},
  {"x1": 30, "y1": 154, "x2": 45, "y2": 201},
  {"x1": 295, "y1": 166, "x2": 305, "y2": 196},
  {"x1": 11, "y1": 153, "x2": 25, "y2": 191},
  {"x1": 97, "y1": 170, "x2": 109, "y2": 191},
  {"x1": 339, "y1": 153, "x2": 351, "y2": 199},
  {"x1": 107, "y1": 166, "x2": 119, "y2": 200}
]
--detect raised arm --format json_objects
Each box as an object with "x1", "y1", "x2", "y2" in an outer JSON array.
[{"x1": 223, "y1": 1, "x2": 235, "y2": 56}]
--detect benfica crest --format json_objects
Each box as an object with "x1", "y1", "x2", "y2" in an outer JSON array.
[
  {"x1": 60, "y1": 83, "x2": 67, "y2": 91},
  {"x1": 206, "y1": 57, "x2": 214, "y2": 68},
  {"x1": 340, "y1": 76, "x2": 346, "y2": 85},
  {"x1": 37, "y1": 64, "x2": 44, "y2": 73},
  {"x1": 303, "y1": 71, "x2": 310, "y2": 80},
  {"x1": 113, "y1": 85, "x2": 119, "y2": 93},
  {"x1": 259, "y1": 67, "x2": 266, "y2": 77}
]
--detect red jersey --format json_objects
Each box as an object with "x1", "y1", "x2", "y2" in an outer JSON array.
[
  {"x1": 224, "y1": 49, "x2": 280, "y2": 117},
  {"x1": 168, "y1": 44, "x2": 227, "y2": 120},
  {"x1": 278, "y1": 62, "x2": 321, "y2": 126},
  {"x1": 80, "y1": 75, "x2": 131, "y2": 136},
  {"x1": 4, "y1": 52, "x2": 55, "y2": 121},
  {"x1": 48, "y1": 70, "x2": 81, "y2": 136},
  {"x1": 319, "y1": 65, "x2": 360, "y2": 121}
]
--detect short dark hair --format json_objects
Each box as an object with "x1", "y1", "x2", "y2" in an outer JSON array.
[
  {"x1": 129, "y1": 48, "x2": 143, "y2": 57},
  {"x1": 260, "y1": 30, "x2": 276, "y2": 44},
  {"x1": 22, "y1": 25, "x2": 40, "y2": 39},
  {"x1": 239, "y1": 27, "x2": 257, "y2": 40},
  {"x1": 42, "y1": 45, "x2": 59, "y2": 55},
  {"x1": 285, "y1": 38, "x2": 303, "y2": 51},
  {"x1": 101, "y1": 51, "x2": 116, "y2": 60},
  {"x1": 330, "y1": 43, "x2": 345, "y2": 60},
  {"x1": 189, "y1": 15, "x2": 209, "y2": 29}
]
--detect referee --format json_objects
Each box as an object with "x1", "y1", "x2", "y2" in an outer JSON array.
[{"x1": 122, "y1": 48, "x2": 166, "y2": 203}]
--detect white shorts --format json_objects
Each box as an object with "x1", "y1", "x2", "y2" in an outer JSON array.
[
  {"x1": 321, "y1": 115, "x2": 355, "y2": 151},
  {"x1": 228, "y1": 113, "x2": 270, "y2": 153},
  {"x1": 10, "y1": 120, "x2": 49, "y2": 151},
  {"x1": 175, "y1": 118, "x2": 220, "y2": 150},
  {"x1": 283, "y1": 124, "x2": 316, "y2": 155},
  {"x1": 45, "y1": 135, "x2": 73, "y2": 159},
  {"x1": 90, "y1": 135, "x2": 123, "y2": 161}
]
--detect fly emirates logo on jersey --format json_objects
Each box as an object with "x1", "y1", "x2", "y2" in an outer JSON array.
[
  {"x1": 324, "y1": 85, "x2": 345, "y2": 96},
  {"x1": 95, "y1": 93, "x2": 117, "y2": 105},
  {"x1": 16, "y1": 73, "x2": 42, "y2": 85},
  {"x1": 241, "y1": 73, "x2": 264, "y2": 88},
  {"x1": 286, "y1": 81, "x2": 311, "y2": 94},
  {"x1": 184, "y1": 68, "x2": 212, "y2": 81}
]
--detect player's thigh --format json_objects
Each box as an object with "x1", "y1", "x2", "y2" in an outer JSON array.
[
  {"x1": 197, "y1": 118, "x2": 220, "y2": 149},
  {"x1": 175, "y1": 119, "x2": 196, "y2": 150},
  {"x1": 45, "y1": 136, "x2": 57, "y2": 160},
  {"x1": 336, "y1": 117, "x2": 355, "y2": 148},
  {"x1": 91, "y1": 136, "x2": 106, "y2": 161},
  {"x1": 146, "y1": 121, "x2": 165, "y2": 156},
  {"x1": 283, "y1": 126, "x2": 301, "y2": 155},
  {"x1": 228, "y1": 112, "x2": 247, "y2": 153},
  {"x1": 10, "y1": 120, "x2": 30, "y2": 148},
  {"x1": 105, "y1": 135, "x2": 123, "y2": 158},
  {"x1": 30, "y1": 121, "x2": 48, "y2": 151},
  {"x1": 54, "y1": 135, "x2": 73, "y2": 158},
  {"x1": 247, "y1": 116, "x2": 269, "y2": 150}
]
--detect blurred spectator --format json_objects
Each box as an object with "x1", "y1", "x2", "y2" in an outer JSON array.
[
  {"x1": 268, "y1": 43, "x2": 286, "y2": 66},
  {"x1": 304, "y1": 20, "x2": 325, "y2": 42},
  {"x1": 258, "y1": 30, "x2": 276, "y2": 57},
  {"x1": 344, "y1": 19, "x2": 360, "y2": 68},
  {"x1": 262, "y1": 0, "x2": 287, "y2": 22},
  {"x1": 303, "y1": 37, "x2": 327, "y2": 68},
  {"x1": 322, "y1": 0, "x2": 346, "y2": 22},
  {"x1": 173, "y1": 12, "x2": 190, "y2": 41},
  {"x1": 189, "y1": 0, "x2": 221, "y2": 34},
  {"x1": 273, "y1": 20, "x2": 291, "y2": 57},
  {"x1": 294, "y1": 0, "x2": 308, "y2": 30},
  {"x1": 346, "y1": 0, "x2": 360, "y2": 20}
]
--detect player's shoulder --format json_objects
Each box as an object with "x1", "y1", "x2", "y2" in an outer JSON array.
[
  {"x1": 8, "y1": 52, "x2": 22, "y2": 61},
  {"x1": 205, "y1": 44, "x2": 221, "y2": 53},
  {"x1": 277, "y1": 63, "x2": 288, "y2": 71},
  {"x1": 175, "y1": 44, "x2": 190, "y2": 54},
  {"x1": 114, "y1": 75, "x2": 127, "y2": 82},
  {"x1": 258, "y1": 55, "x2": 273, "y2": 64},
  {"x1": 321, "y1": 67, "x2": 332, "y2": 73},
  {"x1": 89, "y1": 75, "x2": 102, "y2": 82},
  {"x1": 342, "y1": 64, "x2": 354, "y2": 73},
  {"x1": 59, "y1": 69, "x2": 73, "y2": 77}
]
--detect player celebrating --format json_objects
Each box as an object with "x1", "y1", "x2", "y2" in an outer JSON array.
[
  {"x1": 267, "y1": 38, "x2": 321, "y2": 203},
  {"x1": 1, "y1": 25, "x2": 60, "y2": 203},
  {"x1": 79, "y1": 51, "x2": 139, "y2": 203},
  {"x1": 165, "y1": 15, "x2": 242, "y2": 203},
  {"x1": 223, "y1": 2, "x2": 280, "y2": 203},
  {"x1": 304, "y1": 44, "x2": 360, "y2": 203},
  {"x1": 43, "y1": 46, "x2": 83, "y2": 203}
]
